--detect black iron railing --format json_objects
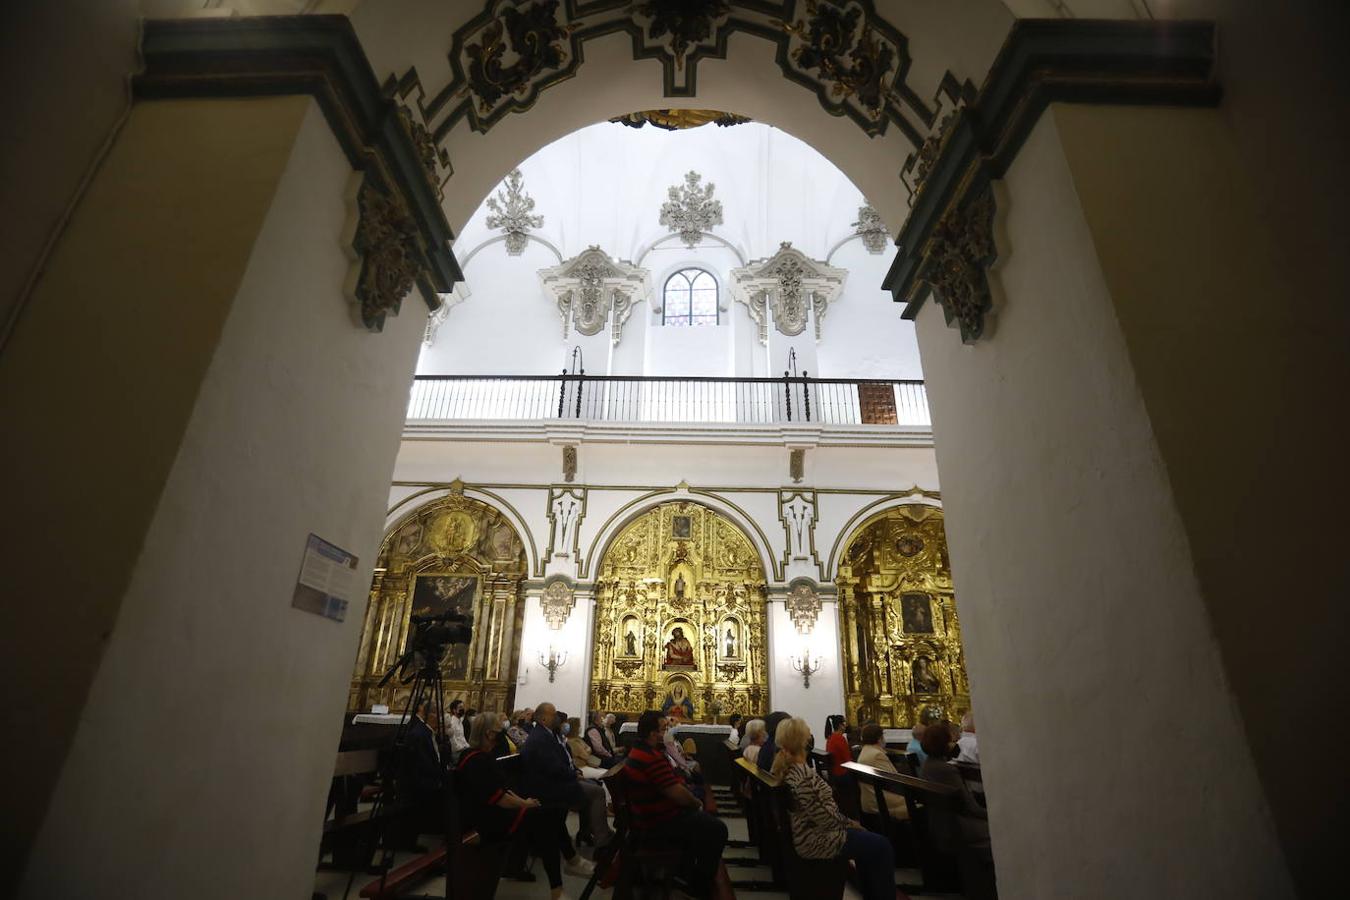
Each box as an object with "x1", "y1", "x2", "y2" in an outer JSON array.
[{"x1": 407, "y1": 375, "x2": 929, "y2": 427}]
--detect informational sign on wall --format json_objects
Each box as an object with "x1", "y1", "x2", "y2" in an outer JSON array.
[{"x1": 292, "y1": 533, "x2": 358, "y2": 622}]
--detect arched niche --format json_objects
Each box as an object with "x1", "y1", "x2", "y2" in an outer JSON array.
[
  {"x1": 349, "y1": 492, "x2": 529, "y2": 715},
  {"x1": 589, "y1": 500, "x2": 769, "y2": 720},
  {"x1": 835, "y1": 503, "x2": 969, "y2": 727}
]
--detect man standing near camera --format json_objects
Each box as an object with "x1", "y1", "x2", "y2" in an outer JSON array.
[{"x1": 446, "y1": 699, "x2": 470, "y2": 761}]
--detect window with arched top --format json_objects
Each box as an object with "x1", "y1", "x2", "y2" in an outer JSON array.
[{"x1": 661, "y1": 268, "x2": 719, "y2": 326}]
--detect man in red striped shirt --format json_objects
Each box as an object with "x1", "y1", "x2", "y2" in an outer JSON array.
[{"x1": 624, "y1": 711, "x2": 728, "y2": 898}]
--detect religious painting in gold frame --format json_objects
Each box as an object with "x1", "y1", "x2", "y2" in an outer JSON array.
[{"x1": 408, "y1": 572, "x2": 480, "y2": 681}]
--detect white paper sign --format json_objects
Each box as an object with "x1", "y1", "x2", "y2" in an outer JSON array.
[{"x1": 292, "y1": 533, "x2": 358, "y2": 622}]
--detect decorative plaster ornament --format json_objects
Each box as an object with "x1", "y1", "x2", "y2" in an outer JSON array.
[
  {"x1": 344, "y1": 179, "x2": 428, "y2": 332},
  {"x1": 485, "y1": 168, "x2": 544, "y2": 255},
  {"x1": 729, "y1": 243, "x2": 846, "y2": 344},
  {"x1": 538, "y1": 246, "x2": 651, "y2": 344},
  {"x1": 611, "y1": 109, "x2": 749, "y2": 130},
  {"x1": 781, "y1": 491, "x2": 817, "y2": 560},
  {"x1": 659, "y1": 171, "x2": 723, "y2": 249},
  {"x1": 789, "y1": 449, "x2": 806, "y2": 484},
  {"x1": 547, "y1": 487, "x2": 585, "y2": 560},
  {"x1": 785, "y1": 580, "x2": 823, "y2": 634},
  {"x1": 636, "y1": 0, "x2": 730, "y2": 70},
  {"x1": 925, "y1": 185, "x2": 997, "y2": 344},
  {"x1": 562, "y1": 444, "x2": 577, "y2": 482},
  {"x1": 388, "y1": 74, "x2": 453, "y2": 200},
  {"x1": 540, "y1": 579, "x2": 576, "y2": 629},
  {"x1": 423, "y1": 282, "x2": 471, "y2": 346},
  {"x1": 852, "y1": 204, "x2": 889, "y2": 254}
]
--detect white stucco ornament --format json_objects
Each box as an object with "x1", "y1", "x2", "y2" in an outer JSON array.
[
  {"x1": 538, "y1": 246, "x2": 651, "y2": 344},
  {"x1": 729, "y1": 243, "x2": 846, "y2": 344}
]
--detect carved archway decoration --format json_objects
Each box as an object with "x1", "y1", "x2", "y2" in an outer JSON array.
[
  {"x1": 835, "y1": 504, "x2": 970, "y2": 727},
  {"x1": 590, "y1": 501, "x2": 769, "y2": 720},
  {"x1": 349, "y1": 493, "x2": 528, "y2": 715}
]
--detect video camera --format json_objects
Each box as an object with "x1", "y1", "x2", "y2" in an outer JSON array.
[{"x1": 381, "y1": 610, "x2": 474, "y2": 685}]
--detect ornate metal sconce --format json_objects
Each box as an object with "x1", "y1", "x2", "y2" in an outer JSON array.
[
  {"x1": 539, "y1": 646, "x2": 568, "y2": 683},
  {"x1": 790, "y1": 649, "x2": 822, "y2": 688}
]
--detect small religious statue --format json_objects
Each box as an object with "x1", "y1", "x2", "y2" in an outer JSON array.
[
  {"x1": 624, "y1": 628, "x2": 638, "y2": 657},
  {"x1": 912, "y1": 657, "x2": 942, "y2": 694},
  {"x1": 724, "y1": 626, "x2": 737, "y2": 658},
  {"x1": 663, "y1": 626, "x2": 696, "y2": 668},
  {"x1": 673, "y1": 572, "x2": 687, "y2": 601}
]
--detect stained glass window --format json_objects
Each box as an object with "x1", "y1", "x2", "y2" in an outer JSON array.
[{"x1": 662, "y1": 268, "x2": 719, "y2": 326}]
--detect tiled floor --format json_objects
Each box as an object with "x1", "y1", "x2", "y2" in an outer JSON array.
[{"x1": 313, "y1": 807, "x2": 965, "y2": 900}]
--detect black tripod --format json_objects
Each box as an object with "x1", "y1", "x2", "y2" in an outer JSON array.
[{"x1": 341, "y1": 639, "x2": 459, "y2": 900}]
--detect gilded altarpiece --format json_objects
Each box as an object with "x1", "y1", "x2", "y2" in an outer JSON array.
[
  {"x1": 349, "y1": 493, "x2": 527, "y2": 715},
  {"x1": 836, "y1": 505, "x2": 971, "y2": 727},
  {"x1": 590, "y1": 502, "x2": 770, "y2": 720}
]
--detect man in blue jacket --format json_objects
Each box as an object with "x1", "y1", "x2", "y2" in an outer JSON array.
[{"x1": 520, "y1": 702, "x2": 614, "y2": 854}]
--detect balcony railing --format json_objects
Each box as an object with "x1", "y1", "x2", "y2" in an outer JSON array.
[{"x1": 407, "y1": 375, "x2": 930, "y2": 427}]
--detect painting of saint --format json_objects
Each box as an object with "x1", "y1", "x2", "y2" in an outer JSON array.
[
  {"x1": 662, "y1": 625, "x2": 696, "y2": 669},
  {"x1": 672, "y1": 515, "x2": 692, "y2": 540},
  {"x1": 912, "y1": 657, "x2": 942, "y2": 694},
  {"x1": 661, "y1": 681, "x2": 695, "y2": 721},
  {"x1": 410, "y1": 574, "x2": 478, "y2": 679},
  {"x1": 901, "y1": 593, "x2": 934, "y2": 633}
]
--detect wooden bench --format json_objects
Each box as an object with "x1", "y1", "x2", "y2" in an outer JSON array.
[
  {"x1": 844, "y1": 761, "x2": 997, "y2": 899},
  {"x1": 735, "y1": 758, "x2": 851, "y2": 900}
]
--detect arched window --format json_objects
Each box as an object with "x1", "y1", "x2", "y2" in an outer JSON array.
[{"x1": 662, "y1": 268, "x2": 719, "y2": 326}]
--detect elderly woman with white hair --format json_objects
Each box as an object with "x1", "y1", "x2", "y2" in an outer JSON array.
[
  {"x1": 775, "y1": 716, "x2": 896, "y2": 900},
  {"x1": 739, "y1": 718, "x2": 767, "y2": 763}
]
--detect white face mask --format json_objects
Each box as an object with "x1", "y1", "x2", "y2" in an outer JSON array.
[{"x1": 561, "y1": 722, "x2": 572, "y2": 735}]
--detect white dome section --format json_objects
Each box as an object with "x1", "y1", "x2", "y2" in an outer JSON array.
[{"x1": 419, "y1": 119, "x2": 922, "y2": 380}]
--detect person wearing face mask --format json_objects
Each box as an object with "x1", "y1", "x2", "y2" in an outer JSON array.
[
  {"x1": 508, "y1": 709, "x2": 531, "y2": 748},
  {"x1": 520, "y1": 703, "x2": 614, "y2": 857}
]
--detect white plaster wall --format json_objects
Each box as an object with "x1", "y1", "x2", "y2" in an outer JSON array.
[
  {"x1": 767, "y1": 599, "x2": 847, "y2": 733},
  {"x1": 915, "y1": 113, "x2": 1292, "y2": 898},
  {"x1": 514, "y1": 593, "x2": 595, "y2": 718},
  {"x1": 19, "y1": 100, "x2": 428, "y2": 899},
  {"x1": 419, "y1": 121, "x2": 922, "y2": 381}
]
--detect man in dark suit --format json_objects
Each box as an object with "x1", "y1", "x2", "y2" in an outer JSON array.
[
  {"x1": 520, "y1": 703, "x2": 614, "y2": 856},
  {"x1": 402, "y1": 698, "x2": 447, "y2": 843}
]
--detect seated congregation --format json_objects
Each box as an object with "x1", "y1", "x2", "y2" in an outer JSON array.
[{"x1": 317, "y1": 701, "x2": 993, "y2": 900}]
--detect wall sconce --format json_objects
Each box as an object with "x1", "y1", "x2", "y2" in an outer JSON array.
[
  {"x1": 538, "y1": 646, "x2": 568, "y2": 683},
  {"x1": 789, "y1": 648, "x2": 822, "y2": 688}
]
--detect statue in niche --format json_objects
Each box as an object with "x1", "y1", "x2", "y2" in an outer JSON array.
[
  {"x1": 624, "y1": 627, "x2": 639, "y2": 657},
  {"x1": 724, "y1": 624, "x2": 737, "y2": 658},
  {"x1": 912, "y1": 657, "x2": 942, "y2": 694},
  {"x1": 674, "y1": 572, "x2": 687, "y2": 601},
  {"x1": 663, "y1": 626, "x2": 696, "y2": 669}
]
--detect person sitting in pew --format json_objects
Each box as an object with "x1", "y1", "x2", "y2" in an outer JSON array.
[
  {"x1": 740, "y1": 719, "x2": 767, "y2": 764},
  {"x1": 457, "y1": 712, "x2": 583, "y2": 900},
  {"x1": 823, "y1": 715, "x2": 852, "y2": 776},
  {"x1": 955, "y1": 711, "x2": 980, "y2": 765},
  {"x1": 906, "y1": 721, "x2": 929, "y2": 769},
  {"x1": 776, "y1": 717, "x2": 896, "y2": 900},
  {"x1": 919, "y1": 720, "x2": 991, "y2": 855},
  {"x1": 522, "y1": 704, "x2": 613, "y2": 853},
  {"x1": 756, "y1": 710, "x2": 791, "y2": 774},
  {"x1": 584, "y1": 711, "x2": 621, "y2": 768},
  {"x1": 625, "y1": 711, "x2": 728, "y2": 899},
  {"x1": 856, "y1": 724, "x2": 910, "y2": 821}
]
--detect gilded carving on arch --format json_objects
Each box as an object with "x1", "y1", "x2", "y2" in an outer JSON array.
[
  {"x1": 590, "y1": 501, "x2": 769, "y2": 720},
  {"x1": 836, "y1": 504, "x2": 968, "y2": 727},
  {"x1": 348, "y1": 494, "x2": 528, "y2": 716}
]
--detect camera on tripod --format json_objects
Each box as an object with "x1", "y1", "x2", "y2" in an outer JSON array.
[{"x1": 382, "y1": 610, "x2": 474, "y2": 685}]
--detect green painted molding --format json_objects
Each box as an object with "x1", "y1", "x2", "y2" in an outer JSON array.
[
  {"x1": 134, "y1": 15, "x2": 463, "y2": 308},
  {"x1": 883, "y1": 19, "x2": 1220, "y2": 341}
]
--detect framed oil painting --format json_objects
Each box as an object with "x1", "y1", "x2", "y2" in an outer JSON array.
[
  {"x1": 900, "y1": 592, "x2": 935, "y2": 634},
  {"x1": 410, "y1": 572, "x2": 479, "y2": 680}
]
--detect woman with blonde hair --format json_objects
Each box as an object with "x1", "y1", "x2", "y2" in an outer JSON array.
[
  {"x1": 775, "y1": 716, "x2": 895, "y2": 900},
  {"x1": 740, "y1": 718, "x2": 767, "y2": 763}
]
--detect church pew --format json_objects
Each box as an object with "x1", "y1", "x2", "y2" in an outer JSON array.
[
  {"x1": 843, "y1": 761, "x2": 992, "y2": 896},
  {"x1": 735, "y1": 757, "x2": 786, "y2": 887},
  {"x1": 737, "y1": 758, "x2": 849, "y2": 900}
]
